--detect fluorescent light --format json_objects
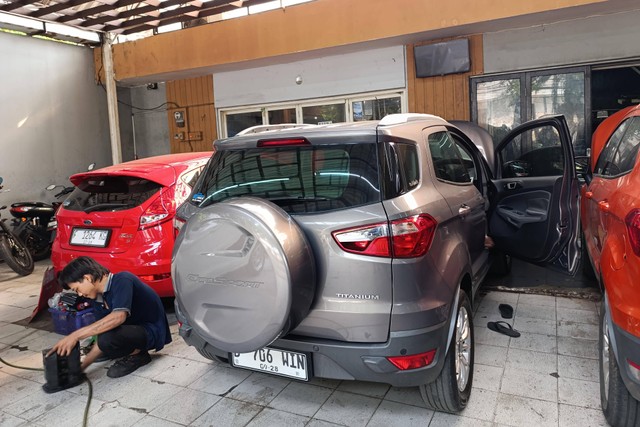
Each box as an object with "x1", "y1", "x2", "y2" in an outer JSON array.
[
  {"x1": 222, "y1": 7, "x2": 248, "y2": 19},
  {"x1": 156, "y1": 22, "x2": 182, "y2": 34},
  {"x1": 0, "y1": 12, "x2": 43, "y2": 30},
  {"x1": 46, "y1": 22, "x2": 100, "y2": 42},
  {"x1": 283, "y1": 0, "x2": 314, "y2": 6},
  {"x1": 249, "y1": 1, "x2": 280, "y2": 14}
]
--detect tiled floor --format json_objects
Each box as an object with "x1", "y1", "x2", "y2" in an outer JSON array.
[{"x1": 0, "y1": 260, "x2": 608, "y2": 426}]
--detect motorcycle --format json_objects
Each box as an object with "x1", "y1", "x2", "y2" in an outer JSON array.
[
  {"x1": 0, "y1": 177, "x2": 34, "y2": 276},
  {"x1": 9, "y1": 163, "x2": 95, "y2": 261}
]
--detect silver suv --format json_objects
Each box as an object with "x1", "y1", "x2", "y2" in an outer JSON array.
[{"x1": 172, "y1": 113, "x2": 579, "y2": 412}]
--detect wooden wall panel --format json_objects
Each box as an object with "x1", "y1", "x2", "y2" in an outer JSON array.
[
  {"x1": 166, "y1": 75, "x2": 217, "y2": 154},
  {"x1": 407, "y1": 34, "x2": 484, "y2": 121}
]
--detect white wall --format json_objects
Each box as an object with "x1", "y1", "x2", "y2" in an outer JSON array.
[
  {"x1": 0, "y1": 32, "x2": 111, "y2": 206},
  {"x1": 484, "y1": 9, "x2": 640, "y2": 73},
  {"x1": 130, "y1": 83, "x2": 170, "y2": 159},
  {"x1": 213, "y1": 45, "x2": 406, "y2": 108}
]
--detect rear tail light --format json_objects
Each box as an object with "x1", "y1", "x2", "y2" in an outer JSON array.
[
  {"x1": 11, "y1": 206, "x2": 31, "y2": 214},
  {"x1": 625, "y1": 209, "x2": 640, "y2": 257},
  {"x1": 173, "y1": 216, "x2": 187, "y2": 238},
  {"x1": 140, "y1": 186, "x2": 176, "y2": 230},
  {"x1": 387, "y1": 349, "x2": 437, "y2": 370},
  {"x1": 332, "y1": 214, "x2": 437, "y2": 258}
]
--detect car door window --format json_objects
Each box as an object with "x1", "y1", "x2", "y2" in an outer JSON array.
[
  {"x1": 428, "y1": 131, "x2": 471, "y2": 184},
  {"x1": 499, "y1": 124, "x2": 564, "y2": 178},
  {"x1": 596, "y1": 117, "x2": 640, "y2": 177},
  {"x1": 594, "y1": 119, "x2": 630, "y2": 176}
]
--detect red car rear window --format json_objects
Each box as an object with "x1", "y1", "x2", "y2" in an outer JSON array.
[{"x1": 63, "y1": 176, "x2": 162, "y2": 212}]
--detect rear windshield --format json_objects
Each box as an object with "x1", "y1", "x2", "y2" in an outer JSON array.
[
  {"x1": 63, "y1": 176, "x2": 162, "y2": 213},
  {"x1": 193, "y1": 144, "x2": 380, "y2": 214}
]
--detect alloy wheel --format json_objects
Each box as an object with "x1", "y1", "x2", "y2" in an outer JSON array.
[{"x1": 455, "y1": 305, "x2": 471, "y2": 391}]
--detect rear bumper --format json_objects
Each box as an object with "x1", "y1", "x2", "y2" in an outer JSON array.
[
  {"x1": 611, "y1": 321, "x2": 640, "y2": 401},
  {"x1": 175, "y1": 300, "x2": 450, "y2": 387},
  {"x1": 51, "y1": 246, "x2": 174, "y2": 297}
]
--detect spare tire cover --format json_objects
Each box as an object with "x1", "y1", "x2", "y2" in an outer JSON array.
[{"x1": 173, "y1": 197, "x2": 316, "y2": 353}]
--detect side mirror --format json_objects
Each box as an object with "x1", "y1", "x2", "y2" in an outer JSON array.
[
  {"x1": 575, "y1": 156, "x2": 591, "y2": 185},
  {"x1": 46, "y1": 184, "x2": 57, "y2": 191},
  {"x1": 503, "y1": 160, "x2": 531, "y2": 178},
  {"x1": 87, "y1": 163, "x2": 96, "y2": 171}
]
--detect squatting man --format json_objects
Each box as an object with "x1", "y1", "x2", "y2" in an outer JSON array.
[{"x1": 47, "y1": 256, "x2": 172, "y2": 378}]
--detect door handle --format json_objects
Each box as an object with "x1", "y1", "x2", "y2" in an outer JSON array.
[
  {"x1": 598, "y1": 200, "x2": 610, "y2": 212},
  {"x1": 505, "y1": 181, "x2": 521, "y2": 190},
  {"x1": 458, "y1": 204, "x2": 471, "y2": 217},
  {"x1": 584, "y1": 191, "x2": 593, "y2": 199}
]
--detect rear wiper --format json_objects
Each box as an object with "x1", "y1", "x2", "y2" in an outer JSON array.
[{"x1": 84, "y1": 203, "x2": 135, "y2": 213}]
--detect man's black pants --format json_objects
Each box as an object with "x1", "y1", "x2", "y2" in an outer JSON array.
[{"x1": 97, "y1": 325, "x2": 148, "y2": 359}]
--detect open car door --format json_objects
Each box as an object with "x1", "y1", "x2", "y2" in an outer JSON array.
[{"x1": 489, "y1": 115, "x2": 580, "y2": 274}]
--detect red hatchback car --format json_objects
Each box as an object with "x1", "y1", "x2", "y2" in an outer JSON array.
[
  {"x1": 51, "y1": 152, "x2": 212, "y2": 297},
  {"x1": 581, "y1": 104, "x2": 640, "y2": 426}
]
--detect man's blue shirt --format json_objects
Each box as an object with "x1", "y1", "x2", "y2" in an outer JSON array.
[{"x1": 93, "y1": 272, "x2": 172, "y2": 351}]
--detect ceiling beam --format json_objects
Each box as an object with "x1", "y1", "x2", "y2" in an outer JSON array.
[{"x1": 31, "y1": 0, "x2": 95, "y2": 18}]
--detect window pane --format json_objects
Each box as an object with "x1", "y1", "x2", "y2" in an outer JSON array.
[
  {"x1": 197, "y1": 144, "x2": 380, "y2": 214},
  {"x1": 225, "y1": 111, "x2": 263, "y2": 137},
  {"x1": 302, "y1": 104, "x2": 345, "y2": 124},
  {"x1": 531, "y1": 72, "x2": 586, "y2": 155},
  {"x1": 65, "y1": 177, "x2": 161, "y2": 212},
  {"x1": 353, "y1": 97, "x2": 401, "y2": 121},
  {"x1": 608, "y1": 117, "x2": 640, "y2": 176},
  {"x1": 428, "y1": 132, "x2": 470, "y2": 183},
  {"x1": 595, "y1": 119, "x2": 629, "y2": 175},
  {"x1": 268, "y1": 108, "x2": 296, "y2": 124},
  {"x1": 476, "y1": 79, "x2": 521, "y2": 145},
  {"x1": 500, "y1": 125, "x2": 564, "y2": 178}
]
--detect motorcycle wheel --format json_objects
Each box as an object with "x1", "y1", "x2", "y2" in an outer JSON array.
[
  {"x1": 0, "y1": 233, "x2": 34, "y2": 276},
  {"x1": 18, "y1": 228, "x2": 51, "y2": 261}
]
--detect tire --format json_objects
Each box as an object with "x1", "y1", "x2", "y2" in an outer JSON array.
[
  {"x1": 18, "y1": 227, "x2": 51, "y2": 261},
  {"x1": 0, "y1": 233, "x2": 34, "y2": 276},
  {"x1": 196, "y1": 347, "x2": 229, "y2": 364},
  {"x1": 599, "y1": 302, "x2": 640, "y2": 426},
  {"x1": 420, "y1": 289, "x2": 474, "y2": 413},
  {"x1": 172, "y1": 197, "x2": 316, "y2": 354},
  {"x1": 490, "y1": 250, "x2": 512, "y2": 276}
]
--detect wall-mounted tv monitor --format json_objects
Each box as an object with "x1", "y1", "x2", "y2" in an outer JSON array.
[{"x1": 414, "y1": 38, "x2": 470, "y2": 78}]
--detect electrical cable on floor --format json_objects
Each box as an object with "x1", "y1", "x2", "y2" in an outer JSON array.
[{"x1": 0, "y1": 354, "x2": 93, "y2": 427}]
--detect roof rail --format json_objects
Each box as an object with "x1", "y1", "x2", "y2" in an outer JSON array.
[
  {"x1": 378, "y1": 113, "x2": 446, "y2": 126},
  {"x1": 236, "y1": 123, "x2": 317, "y2": 136}
]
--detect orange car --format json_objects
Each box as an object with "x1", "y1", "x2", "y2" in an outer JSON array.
[{"x1": 581, "y1": 104, "x2": 640, "y2": 426}]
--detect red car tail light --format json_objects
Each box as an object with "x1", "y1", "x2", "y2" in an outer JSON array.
[
  {"x1": 387, "y1": 349, "x2": 437, "y2": 370},
  {"x1": 625, "y1": 209, "x2": 640, "y2": 257},
  {"x1": 332, "y1": 214, "x2": 438, "y2": 258},
  {"x1": 140, "y1": 186, "x2": 176, "y2": 230}
]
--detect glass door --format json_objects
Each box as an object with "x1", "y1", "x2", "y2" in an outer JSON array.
[{"x1": 472, "y1": 67, "x2": 589, "y2": 155}]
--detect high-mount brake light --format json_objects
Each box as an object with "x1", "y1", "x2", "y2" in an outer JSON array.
[
  {"x1": 332, "y1": 214, "x2": 438, "y2": 258},
  {"x1": 257, "y1": 138, "x2": 310, "y2": 147},
  {"x1": 625, "y1": 209, "x2": 640, "y2": 257}
]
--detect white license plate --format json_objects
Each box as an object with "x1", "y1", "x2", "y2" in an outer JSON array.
[
  {"x1": 70, "y1": 228, "x2": 110, "y2": 247},
  {"x1": 232, "y1": 347, "x2": 309, "y2": 380}
]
